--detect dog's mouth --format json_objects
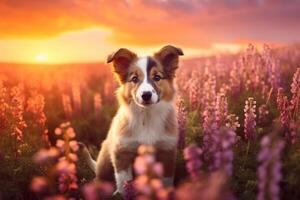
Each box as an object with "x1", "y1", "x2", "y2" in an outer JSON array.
[
  {"x1": 142, "y1": 100, "x2": 152, "y2": 105},
  {"x1": 138, "y1": 101, "x2": 154, "y2": 107},
  {"x1": 134, "y1": 98, "x2": 160, "y2": 108},
  {"x1": 140, "y1": 101, "x2": 153, "y2": 107}
]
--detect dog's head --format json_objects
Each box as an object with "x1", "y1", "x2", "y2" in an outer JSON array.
[{"x1": 107, "y1": 45, "x2": 183, "y2": 107}]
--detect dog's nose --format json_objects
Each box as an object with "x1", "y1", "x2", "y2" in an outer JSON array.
[{"x1": 141, "y1": 92, "x2": 152, "y2": 102}]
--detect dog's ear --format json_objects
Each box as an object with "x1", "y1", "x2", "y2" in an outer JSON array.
[
  {"x1": 154, "y1": 45, "x2": 184, "y2": 79},
  {"x1": 107, "y1": 48, "x2": 137, "y2": 83}
]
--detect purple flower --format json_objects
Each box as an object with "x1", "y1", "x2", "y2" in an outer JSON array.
[
  {"x1": 290, "y1": 68, "x2": 300, "y2": 114},
  {"x1": 202, "y1": 93, "x2": 237, "y2": 175},
  {"x1": 33, "y1": 147, "x2": 60, "y2": 164},
  {"x1": 183, "y1": 145, "x2": 202, "y2": 179},
  {"x1": 82, "y1": 181, "x2": 114, "y2": 200},
  {"x1": 31, "y1": 176, "x2": 48, "y2": 193},
  {"x1": 133, "y1": 145, "x2": 173, "y2": 200},
  {"x1": 176, "y1": 96, "x2": 187, "y2": 149},
  {"x1": 277, "y1": 87, "x2": 297, "y2": 143},
  {"x1": 257, "y1": 134, "x2": 284, "y2": 200},
  {"x1": 244, "y1": 97, "x2": 257, "y2": 140},
  {"x1": 123, "y1": 181, "x2": 137, "y2": 200},
  {"x1": 188, "y1": 71, "x2": 202, "y2": 111}
]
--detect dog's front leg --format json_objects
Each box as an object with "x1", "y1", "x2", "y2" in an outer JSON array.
[
  {"x1": 156, "y1": 148, "x2": 177, "y2": 187},
  {"x1": 111, "y1": 146, "x2": 136, "y2": 194}
]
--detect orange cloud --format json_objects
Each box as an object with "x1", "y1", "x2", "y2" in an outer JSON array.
[{"x1": 0, "y1": 0, "x2": 300, "y2": 48}]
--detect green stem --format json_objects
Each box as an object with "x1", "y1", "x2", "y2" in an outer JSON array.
[{"x1": 242, "y1": 140, "x2": 251, "y2": 168}]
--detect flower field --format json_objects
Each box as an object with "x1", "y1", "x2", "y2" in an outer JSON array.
[{"x1": 0, "y1": 44, "x2": 300, "y2": 200}]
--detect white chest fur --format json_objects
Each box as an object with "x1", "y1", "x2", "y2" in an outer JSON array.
[{"x1": 112, "y1": 101, "x2": 178, "y2": 150}]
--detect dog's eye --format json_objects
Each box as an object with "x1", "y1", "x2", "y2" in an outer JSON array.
[
  {"x1": 153, "y1": 75, "x2": 161, "y2": 82},
  {"x1": 131, "y1": 76, "x2": 139, "y2": 83}
]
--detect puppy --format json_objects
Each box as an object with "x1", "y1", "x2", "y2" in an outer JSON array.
[{"x1": 83, "y1": 45, "x2": 183, "y2": 194}]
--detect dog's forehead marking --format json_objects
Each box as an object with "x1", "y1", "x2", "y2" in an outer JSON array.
[
  {"x1": 146, "y1": 57, "x2": 156, "y2": 76},
  {"x1": 135, "y1": 57, "x2": 148, "y2": 78},
  {"x1": 135, "y1": 57, "x2": 157, "y2": 79},
  {"x1": 135, "y1": 57, "x2": 159, "y2": 101}
]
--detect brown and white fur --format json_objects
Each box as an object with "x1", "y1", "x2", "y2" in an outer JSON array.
[{"x1": 82, "y1": 45, "x2": 184, "y2": 194}]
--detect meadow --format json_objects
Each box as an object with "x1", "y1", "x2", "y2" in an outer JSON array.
[{"x1": 0, "y1": 44, "x2": 300, "y2": 200}]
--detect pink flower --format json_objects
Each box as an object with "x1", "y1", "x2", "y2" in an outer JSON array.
[
  {"x1": 82, "y1": 182, "x2": 114, "y2": 200},
  {"x1": 33, "y1": 147, "x2": 60, "y2": 164},
  {"x1": 176, "y1": 96, "x2": 187, "y2": 149},
  {"x1": 60, "y1": 121, "x2": 71, "y2": 128},
  {"x1": 66, "y1": 127, "x2": 76, "y2": 138},
  {"x1": 123, "y1": 181, "x2": 137, "y2": 200},
  {"x1": 244, "y1": 97, "x2": 257, "y2": 140},
  {"x1": 257, "y1": 133, "x2": 284, "y2": 200},
  {"x1": 184, "y1": 145, "x2": 203, "y2": 179},
  {"x1": 55, "y1": 128, "x2": 62, "y2": 135},
  {"x1": 69, "y1": 141, "x2": 79, "y2": 152},
  {"x1": 56, "y1": 139, "x2": 65, "y2": 150},
  {"x1": 31, "y1": 176, "x2": 48, "y2": 193},
  {"x1": 68, "y1": 153, "x2": 78, "y2": 162},
  {"x1": 152, "y1": 163, "x2": 164, "y2": 177}
]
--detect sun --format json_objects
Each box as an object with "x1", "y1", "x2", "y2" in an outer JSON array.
[{"x1": 35, "y1": 53, "x2": 48, "y2": 63}]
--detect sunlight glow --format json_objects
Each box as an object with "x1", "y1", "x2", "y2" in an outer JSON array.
[{"x1": 35, "y1": 54, "x2": 48, "y2": 63}]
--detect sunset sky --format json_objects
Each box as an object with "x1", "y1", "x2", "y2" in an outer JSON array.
[{"x1": 0, "y1": 0, "x2": 299, "y2": 63}]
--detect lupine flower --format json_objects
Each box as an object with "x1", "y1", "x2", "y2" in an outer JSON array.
[
  {"x1": 33, "y1": 147, "x2": 60, "y2": 164},
  {"x1": 226, "y1": 114, "x2": 240, "y2": 131},
  {"x1": 244, "y1": 97, "x2": 257, "y2": 140},
  {"x1": 239, "y1": 44, "x2": 274, "y2": 98},
  {"x1": 287, "y1": 69, "x2": 299, "y2": 144},
  {"x1": 290, "y1": 68, "x2": 299, "y2": 118},
  {"x1": 32, "y1": 123, "x2": 79, "y2": 198},
  {"x1": 82, "y1": 181, "x2": 114, "y2": 200},
  {"x1": 60, "y1": 122, "x2": 71, "y2": 128},
  {"x1": 202, "y1": 103, "x2": 220, "y2": 170},
  {"x1": 123, "y1": 181, "x2": 137, "y2": 200},
  {"x1": 176, "y1": 171, "x2": 227, "y2": 200},
  {"x1": 277, "y1": 88, "x2": 297, "y2": 143},
  {"x1": 189, "y1": 71, "x2": 202, "y2": 111},
  {"x1": 219, "y1": 127, "x2": 236, "y2": 176},
  {"x1": 215, "y1": 94, "x2": 228, "y2": 125},
  {"x1": 0, "y1": 81, "x2": 9, "y2": 129},
  {"x1": 31, "y1": 176, "x2": 48, "y2": 193},
  {"x1": 202, "y1": 93, "x2": 237, "y2": 174},
  {"x1": 183, "y1": 145, "x2": 203, "y2": 179},
  {"x1": 132, "y1": 145, "x2": 172, "y2": 200},
  {"x1": 44, "y1": 195, "x2": 66, "y2": 200},
  {"x1": 202, "y1": 69, "x2": 216, "y2": 108},
  {"x1": 176, "y1": 96, "x2": 187, "y2": 149},
  {"x1": 26, "y1": 90, "x2": 47, "y2": 128},
  {"x1": 276, "y1": 88, "x2": 289, "y2": 129},
  {"x1": 55, "y1": 128, "x2": 63, "y2": 136},
  {"x1": 229, "y1": 62, "x2": 242, "y2": 95},
  {"x1": 66, "y1": 127, "x2": 75, "y2": 138},
  {"x1": 262, "y1": 44, "x2": 281, "y2": 89},
  {"x1": 54, "y1": 123, "x2": 79, "y2": 194},
  {"x1": 257, "y1": 133, "x2": 284, "y2": 200},
  {"x1": 9, "y1": 86, "x2": 27, "y2": 143}
]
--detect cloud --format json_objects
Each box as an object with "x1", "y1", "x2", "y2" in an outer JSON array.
[{"x1": 0, "y1": 0, "x2": 299, "y2": 48}]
